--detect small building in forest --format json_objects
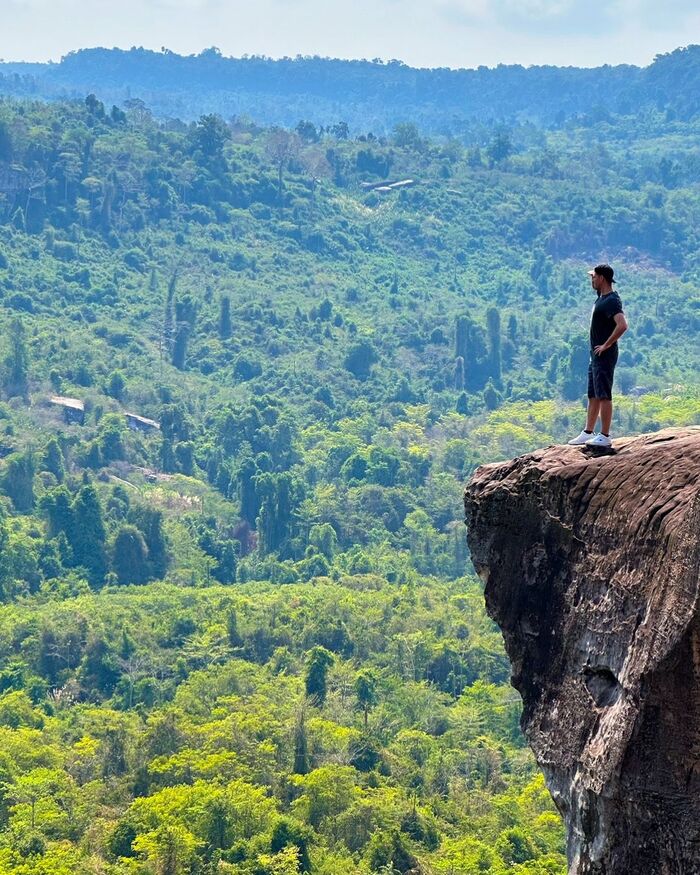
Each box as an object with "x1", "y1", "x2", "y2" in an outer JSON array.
[
  {"x1": 360, "y1": 178, "x2": 416, "y2": 192},
  {"x1": 125, "y1": 412, "x2": 160, "y2": 433},
  {"x1": 49, "y1": 395, "x2": 85, "y2": 425}
]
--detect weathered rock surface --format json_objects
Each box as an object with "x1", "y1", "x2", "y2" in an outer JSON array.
[{"x1": 464, "y1": 427, "x2": 700, "y2": 875}]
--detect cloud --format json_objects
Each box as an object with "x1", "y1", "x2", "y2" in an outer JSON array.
[{"x1": 438, "y1": 0, "x2": 698, "y2": 35}]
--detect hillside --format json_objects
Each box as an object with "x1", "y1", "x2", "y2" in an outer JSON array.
[
  {"x1": 1, "y1": 44, "x2": 700, "y2": 132},
  {"x1": 0, "y1": 89, "x2": 698, "y2": 873}
]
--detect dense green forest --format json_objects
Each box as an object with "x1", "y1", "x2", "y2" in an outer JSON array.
[
  {"x1": 1, "y1": 44, "x2": 700, "y2": 132},
  {"x1": 0, "y1": 86, "x2": 698, "y2": 873}
]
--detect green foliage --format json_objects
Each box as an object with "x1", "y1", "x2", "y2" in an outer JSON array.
[
  {"x1": 0, "y1": 81, "x2": 698, "y2": 875},
  {"x1": 113, "y1": 524, "x2": 149, "y2": 585},
  {"x1": 344, "y1": 340, "x2": 378, "y2": 380},
  {"x1": 2, "y1": 318, "x2": 29, "y2": 400},
  {"x1": 1, "y1": 451, "x2": 35, "y2": 512},
  {"x1": 40, "y1": 438, "x2": 64, "y2": 482},
  {"x1": 70, "y1": 482, "x2": 107, "y2": 586},
  {"x1": 304, "y1": 646, "x2": 334, "y2": 705}
]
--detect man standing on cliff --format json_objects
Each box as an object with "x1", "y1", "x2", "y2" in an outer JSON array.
[{"x1": 568, "y1": 263, "x2": 628, "y2": 448}]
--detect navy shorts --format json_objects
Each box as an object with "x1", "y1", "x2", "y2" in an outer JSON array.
[{"x1": 588, "y1": 348, "x2": 618, "y2": 400}]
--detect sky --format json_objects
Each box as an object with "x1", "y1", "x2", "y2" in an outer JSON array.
[{"x1": 1, "y1": 0, "x2": 699, "y2": 69}]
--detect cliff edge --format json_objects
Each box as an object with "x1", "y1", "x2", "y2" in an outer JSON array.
[{"x1": 464, "y1": 427, "x2": 700, "y2": 874}]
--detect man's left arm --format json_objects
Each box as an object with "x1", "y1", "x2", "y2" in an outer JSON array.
[{"x1": 593, "y1": 312, "x2": 628, "y2": 355}]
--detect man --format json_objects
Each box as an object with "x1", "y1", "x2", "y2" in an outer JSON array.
[{"x1": 568, "y1": 263, "x2": 628, "y2": 448}]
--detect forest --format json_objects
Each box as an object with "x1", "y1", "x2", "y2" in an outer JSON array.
[
  {"x1": 0, "y1": 44, "x2": 699, "y2": 132},
  {"x1": 0, "y1": 82, "x2": 698, "y2": 873}
]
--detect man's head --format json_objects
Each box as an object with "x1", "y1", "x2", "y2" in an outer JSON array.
[{"x1": 588, "y1": 263, "x2": 616, "y2": 294}]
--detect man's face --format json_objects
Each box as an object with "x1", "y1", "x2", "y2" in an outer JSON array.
[{"x1": 590, "y1": 272, "x2": 603, "y2": 292}]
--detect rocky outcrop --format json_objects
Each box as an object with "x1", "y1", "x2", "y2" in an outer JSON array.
[{"x1": 464, "y1": 427, "x2": 700, "y2": 875}]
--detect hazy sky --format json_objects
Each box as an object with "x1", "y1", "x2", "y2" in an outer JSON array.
[{"x1": 1, "y1": 0, "x2": 699, "y2": 68}]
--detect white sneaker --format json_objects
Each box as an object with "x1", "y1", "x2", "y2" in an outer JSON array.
[
  {"x1": 585, "y1": 433, "x2": 612, "y2": 448},
  {"x1": 568, "y1": 430, "x2": 595, "y2": 446}
]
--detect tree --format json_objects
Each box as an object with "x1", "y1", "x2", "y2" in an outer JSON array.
[
  {"x1": 487, "y1": 129, "x2": 513, "y2": 166},
  {"x1": 129, "y1": 506, "x2": 169, "y2": 578},
  {"x1": 271, "y1": 818, "x2": 312, "y2": 872},
  {"x1": 106, "y1": 370, "x2": 126, "y2": 401},
  {"x1": 226, "y1": 609, "x2": 243, "y2": 648},
  {"x1": 354, "y1": 670, "x2": 378, "y2": 729},
  {"x1": 3, "y1": 317, "x2": 29, "y2": 399},
  {"x1": 112, "y1": 525, "x2": 149, "y2": 585},
  {"x1": 301, "y1": 147, "x2": 331, "y2": 198},
  {"x1": 344, "y1": 340, "x2": 378, "y2": 380},
  {"x1": 256, "y1": 472, "x2": 296, "y2": 555},
  {"x1": 40, "y1": 485, "x2": 73, "y2": 539},
  {"x1": 483, "y1": 378, "x2": 502, "y2": 411},
  {"x1": 163, "y1": 269, "x2": 177, "y2": 356},
  {"x1": 70, "y1": 482, "x2": 107, "y2": 586},
  {"x1": 308, "y1": 523, "x2": 337, "y2": 560},
  {"x1": 213, "y1": 541, "x2": 237, "y2": 584},
  {"x1": 1, "y1": 450, "x2": 35, "y2": 512},
  {"x1": 80, "y1": 635, "x2": 119, "y2": 693},
  {"x1": 293, "y1": 706, "x2": 310, "y2": 775},
  {"x1": 295, "y1": 120, "x2": 319, "y2": 143},
  {"x1": 496, "y1": 827, "x2": 537, "y2": 865},
  {"x1": 265, "y1": 128, "x2": 301, "y2": 204},
  {"x1": 191, "y1": 114, "x2": 230, "y2": 159},
  {"x1": 98, "y1": 413, "x2": 127, "y2": 463},
  {"x1": 304, "y1": 646, "x2": 334, "y2": 705},
  {"x1": 239, "y1": 459, "x2": 260, "y2": 525},
  {"x1": 293, "y1": 765, "x2": 356, "y2": 829},
  {"x1": 219, "y1": 295, "x2": 232, "y2": 339},
  {"x1": 133, "y1": 823, "x2": 198, "y2": 875},
  {"x1": 172, "y1": 295, "x2": 198, "y2": 370},
  {"x1": 393, "y1": 122, "x2": 424, "y2": 150},
  {"x1": 455, "y1": 315, "x2": 482, "y2": 390},
  {"x1": 41, "y1": 438, "x2": 64, "y2": 482},
  {"x1": 486, "y1": 306, "x2": 502, "y2": 384},
  {"x1": 9, "y1": 768, "x2": 75, "y2": 833},
  {"x1": 330, "y1": 121, "x2": 349, "y2": 140},
  {"x1": 174, "y1": 441, "x2": 195, "y2": 475},
  {"x1": 366, "y1": 829, "x2": 418, "y2": 874},
  {"x1": 454, "y1": 356, "x2": 465, "y2": 390}
]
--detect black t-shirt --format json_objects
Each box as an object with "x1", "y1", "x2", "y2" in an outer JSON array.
[{"x1": 590, "y1": 291, "x2": 623, "y2": 349}]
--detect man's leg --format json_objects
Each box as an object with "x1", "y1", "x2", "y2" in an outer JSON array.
[
  {"x1": 599, "y1": 400, "x2": 613, "y2": 435},
  {"x1": 585, "y1": 398, "x2": 601, "y2": 433},
  {"x1": 584, "y1": 362, "x2": 600, "y2": 432},
  {"x1": 595, "y1": 354, "x2": 616, "y2": 436}
]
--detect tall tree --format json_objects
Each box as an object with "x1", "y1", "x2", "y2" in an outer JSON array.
[
  {"x1": 172, "y1": 295, "x2": 198, "y2": 370},
  {"x1": 218, "y1": 295, "x2": 232, "y2": 339},
  {"x1": 3, "y1": 317, "x2": 29, "y2": 399},
  {"x1": 304, "y1": 647, "x2": 334, "y2": 705},
  {"x1": 1, "y1": 451, "x2": 35, "y2": 512},
  {"x1": 191, "y1": 114, "x2": 230, "y2": 159},
  {"x1": 293, "y1": 706, "x2": 311, "y2": 775},
  {"x1": 129, "y1": 506, "x2": 169, "y2": 579},
  {"x1": 486, "y1": 306, "x2": 502, "y2": 385},
  {"x1": 354, "y1": 670, "x2": 378, "y2": 729},
  {"x1": 41, "y1": 438, "x2": 64, "y2": 482},
  {"x1": 70, "y1": 483, "x2": 107, "y2": 586},
  {"x1": 163, "y1": 269, "x2": 177, "y2": 356},
  {"x1": 265, "y1": 128, "x2": 301, "y2": 204},
  {"x1": 112, "y1": 525, "x2": 149, "y2": 585}
]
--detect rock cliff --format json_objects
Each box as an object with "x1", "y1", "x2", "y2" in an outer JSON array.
[{"x1": 464, "y1": 427, "x2": 700, "y2": 875}]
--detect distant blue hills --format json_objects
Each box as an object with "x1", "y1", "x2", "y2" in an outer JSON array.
[{"x1": 1, "y1": 44, "x2": 699, "y2": 133}]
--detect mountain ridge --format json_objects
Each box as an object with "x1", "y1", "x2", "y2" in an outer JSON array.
[{"x1": 1, "y1": 44, "x2": 699, "y2": 131}]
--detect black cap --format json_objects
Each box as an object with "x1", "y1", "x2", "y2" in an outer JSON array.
[{"x1": 588, "y1": 263, "x2": 616, "y2": 283}]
